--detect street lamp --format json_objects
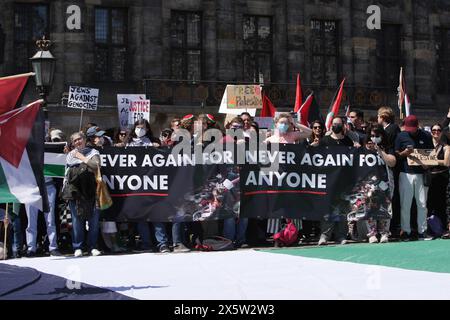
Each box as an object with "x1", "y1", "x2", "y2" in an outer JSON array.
[{"x1": 30, "y1": 36, "x2": 56, "y2": 118}]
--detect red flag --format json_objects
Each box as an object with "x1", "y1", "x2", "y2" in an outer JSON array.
[
  {"x1": 294, "y1": 73, "x2": 303, "y2": 113},
  {"x1": 0, "y1": 100, "x2": 42, "y2": 168},
  {"x1": 325, "y1": 78, "x2": 346, "y2": 130},
  {"x1": 0, "y1": 73, "x2": 32, "y2": 115},
  {"x1": 261, "y1": 92, "x2": 277, "y2": 118},
  {"x1": 298, "y1": 93, "x2": 324, "y2": 127},
  {"x1": 298, "y1": 93, "x2": 313, "y2": 126}
]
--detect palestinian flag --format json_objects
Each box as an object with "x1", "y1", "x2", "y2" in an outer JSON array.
[
  {"x1": 325, "y1": 78, "x2": 346, "y2": 131},
  {"x1": 261, "y1": 92, "x2": 277, "y2": 118},
  {"x1": 0, "y1": 73, "x2": 33, "y2": 115},
  {"x1": 0, "y1": 100, "x2": 47, "y2": 211},
  {"x1": 298, "y1": 92, "x2": 324, "y2": 126},
  {"x1": 44, "y1": 142, "x2": 66, "y2": 178},
  {"x1": 293, "y1": 73, "x2": 303, "y2": 113}
]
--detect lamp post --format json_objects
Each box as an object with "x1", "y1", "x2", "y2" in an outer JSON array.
[{"x1": 30, "y1": 36, "x2": 56, "y2": 120}]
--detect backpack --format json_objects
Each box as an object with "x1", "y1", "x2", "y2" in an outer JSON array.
[
  {"x1": 202, "y1": 236, "x2": 235, "y2": 251},
  {"x1": 427, "y1": 214, "x2": 444, "y2": 237},
  {"x1": 273, "y1": 219, "x2": 299, "y2": 246}
]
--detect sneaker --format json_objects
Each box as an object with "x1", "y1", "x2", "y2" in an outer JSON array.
[
  {"x1": 50, "y1": 250, "x2": 63, "y2": 257},
  {"x1": 409, "y1": 232, "x2": 419, "y2": 242},
  {"x1": 418, "y1": 233, "x2": 434, "y2": 241},
  {"x1": 173, "y1": 243, "x2": 190, "y2": 253},
  {"x1": 12, "y1": 251, "x2": 21, "y2": 259},
  {"x1": 399, "y1": 231, "x2": 410, "y2": 242},
  {"x1": 25, "y1": 251, "x2": 36, "y2": 258},
  {"x1": 380, "y1": 235, "x2": 389, "y2": 243},
  {"x1": 159, "y1": 245, "x2": 170, "y2": 253},
  {"x1": 369, "y1": 236, "x2": 379, "y2": 244},
  {"x1": 90, "y1": 249, "x2": 101, "y2": 256},
  {"x1": 318, "y1": 235, "x2": 328, "y2": 246},
  {"x1": 74, "y1": 249, "x2": 83, "y2": 257},
  {"x1": 338, "y1": 238, "x2": 347, "y2": 245}
]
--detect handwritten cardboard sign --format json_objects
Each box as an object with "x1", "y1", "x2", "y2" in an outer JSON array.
[
  {"x1": 407, "y1": 149, "x2": 439, "y2": 166},
  {"x1": 67, "y1": 86, "x2": 99, "y2": 110},
  {"x1": 226, "y1": 85, "x2": 262, "y2": 109}
]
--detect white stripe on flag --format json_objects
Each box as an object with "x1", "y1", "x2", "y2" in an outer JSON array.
[
  {"x1": 44, "y1": 152, "x2": 66, "y2": 166},
  {"x1": 0, "y1": 149, "x2": 42, "y2": 210}
]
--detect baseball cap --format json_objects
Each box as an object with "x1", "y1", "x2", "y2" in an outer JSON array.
[
  {"x1": 95, "y1": 130, "x2": 106, "y2": 137},
  {"x1": 86, "y1": 126, "x2": 98, "y2": 137},
  {"x1": 403, "y1": 115, "x2": 419, "y2": 133}
]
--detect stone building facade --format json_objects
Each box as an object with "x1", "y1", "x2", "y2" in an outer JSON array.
[{"x1": 0, "y1": 0, "x2": 449, "y2": 134}]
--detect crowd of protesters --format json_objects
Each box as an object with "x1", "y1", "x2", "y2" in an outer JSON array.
[{"x1": 1, "y1": 105, "x2": 450, "y2": 260}]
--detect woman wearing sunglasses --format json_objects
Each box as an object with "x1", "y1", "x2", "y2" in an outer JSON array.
[
  {"x1": 114, "y1": 130, "x2": 128, "y2": 147},
  {"x1": 307, "y1": 120, "x2": 325, "y2": 147},
  {"x1": 427, "y1": 124, "x2": 450, "y2": 238}
]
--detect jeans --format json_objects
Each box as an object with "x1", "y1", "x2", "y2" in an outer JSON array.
[
  {"x1": 69, "y1": 201, "x2": 100, "y2": 251},
  {"x1": 223, "y1": 218, "x2": 248, "y2": 245},
  {"x1": 137, "y1": 222, "x2": 169, "y2": 249},
  {"x1": 25, "y1": 183, "x2": 58, "y2": 252},
  {"x1": 399, "y1": 173, "x2": 428, "y2": 234},
  {"x1": 0, "y1": 207, "x2": 22, "y2": 254},
  {"x1": 172, "y1": 222, "x2": 182, "y2": 245}
]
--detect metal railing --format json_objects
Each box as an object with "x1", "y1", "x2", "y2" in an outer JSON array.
[{"x1": 142, "y1": 78, "x2": 398, "y2": 110}]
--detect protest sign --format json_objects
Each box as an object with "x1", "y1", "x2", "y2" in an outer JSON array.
[
  {"x1": 117, "y1": 94, "x2": 146, "y2": 129},
  {"x1": 99, "y1": 145, "x2": 391, "y2": 223},
  {"x1": 128, "y1": 98, "x2": 151, "y2": 125},
  {"x1": 407, "y1": 149, "x2": 439, "y2": 166},
  {"x1": 227, "y1": 85, "x2": 262, "y2": 109},
  {"x1": 218, "y1": 85, "x2": 257, "y2": 116},
  {"x1": 67, "y1": 86, "x2": 99, "y2": 110}
]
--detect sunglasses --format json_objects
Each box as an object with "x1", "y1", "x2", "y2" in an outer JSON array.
[
  {"x1": 432, "y1": 129, "x2": 442, "y2": 133},
  {"x1": 370, "y1": 135, "x2": 381, "y2": 138},
  {"x1": 119, "y1": 132, "x2": 127, "y2": 136},
  {"x1": 313, "y1": 126, "x2": 322, "y2": 129}
]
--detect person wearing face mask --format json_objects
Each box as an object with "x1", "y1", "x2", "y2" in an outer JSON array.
[
  {"x1": 126, "y1": 119, "x2": 160, "y2": 147},
  {"x1": 320, "y1": 117, "x2": 354, "y2": 147},
  {"x1": 318, "y1": 117, "x2": 354, "y2": 246},
  {"x1": 363, "y1": 125, "x2": 397, "y2": 243},
  {"x1": 395, "y1": 115, "x2": 434, "y2": 241},
  {"x1": 264, "y1": 113, "x2": 312, "y2": 245},
  {"x1": 265, "y1": 113, "x2": 312, "y2": 144},
  {"x1": 125, "y1": 120, "x2": 169, "y2": 253}
]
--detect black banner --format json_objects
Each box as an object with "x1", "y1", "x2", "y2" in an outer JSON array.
[{"x1": 100, "y1": 145, "x2": 391, "y2": 222}]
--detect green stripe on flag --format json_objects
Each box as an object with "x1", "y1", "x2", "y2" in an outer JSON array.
[
  {"x1": 0, "y1": 163, "x2": 19, "y2": 203},
  {"x1": 44, "y1": 164, "x2": 65, "y2": 178}
]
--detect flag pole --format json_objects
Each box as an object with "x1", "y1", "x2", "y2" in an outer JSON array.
[
  {"x1": 3, "y1": 204, "x2": 9, "y2": 260},
  {"x1": 79, "y1": 108, "x2": 84, "y2": 132},
  {"x1": 0, "y1": 72, "x2": 35, "y2": 81}
]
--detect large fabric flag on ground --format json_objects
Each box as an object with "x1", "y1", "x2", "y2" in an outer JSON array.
[
  {"x1": 0, "y1": 100, "x2": 46, "y2": 211},
  {"x1": 44, "y1": 142, "x2": 66, "y2": 178},
  {"x1": 0, "y1": 73, "x2": 32, "y2": 115},
  {"x1": 325, "y1": 78, "x2": 346, "y2": 131},
  {"x1": 298, "y1": 92, "x2": 324, "y2": 126},
  {"x1": 261, "y1": 92, "x2": 277, "y2": 117},
  {"x1": 293, "y1": 73, "x2": 303, "y2": 113}
]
